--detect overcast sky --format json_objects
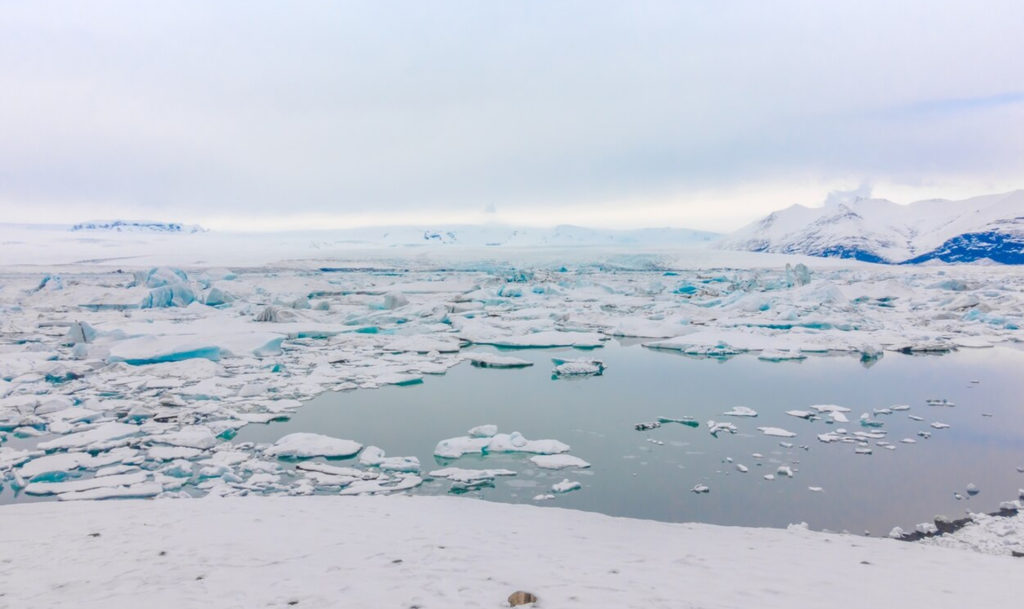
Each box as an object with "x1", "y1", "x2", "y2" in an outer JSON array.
[{"x1": 1, "y1": 1, "x2": 1022, "y2": 231}]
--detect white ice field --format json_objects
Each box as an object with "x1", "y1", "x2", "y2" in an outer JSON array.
[{"x1": 1, "y1": 226, "x2": 1023, "y2": 607}]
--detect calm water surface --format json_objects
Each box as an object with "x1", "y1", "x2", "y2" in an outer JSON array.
[{"x1": 236, "y1": 342, "x2": 1024, "y2": 534}]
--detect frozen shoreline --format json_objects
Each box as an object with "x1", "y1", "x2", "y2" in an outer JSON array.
[{"x1": 1, "y1": 495, "x2": 1022, "y2": 608}]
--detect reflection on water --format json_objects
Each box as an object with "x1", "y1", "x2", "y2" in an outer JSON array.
[{"x1": 235, "y1": 343, "x2": 1024, "y2": 534}]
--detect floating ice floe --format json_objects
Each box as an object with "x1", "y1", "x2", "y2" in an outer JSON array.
[
  {"x1": 467, "y1": 331, "x2": 605, "y2": 349},
  {"x1": 551, "y1": 358, "x2": 605, "y2": 378},
  {"x1": 707, "y1": 421, "x2": 737, "y2": 438},
  {"x1": 634, "y1": 422, "x2": 661, "y2": 431},
  {"x1": 434, "y1": 429, "x2": 570, "y2": 459},
  {"x1": 931, "y1": 422, "x2": 951, "y2": 430},
  {"x1": 757, "y1": 427, "x2": 797, "y2": 438},
  {"x1": 429, "y1": 468, "x2": 516, "y2": 484},
  {"x1": 338, "y1": 474, "x2": 423, "y2": 495},
  {"x1": 722, "y1": 406, "x2": 758, "y2": 417},
  {"x1": 758, "y1": 349, "x2": 807, "y2": 362},
  {"x1": 465, "y1": 353, "x2": 534, "y2": 369},
  {"x1": 264, "y1": 433, "x2": 363, "y2": 459},
  {"x1": 529, "y1": 454, "x2": 591, "y2": 470},
  {"x1": 358, "y1": 446, "x2": 421, "y2": 473},
  {"x1": 691, "y1": 484, "x2": 710, "y2": 493},
  {"x1": 551, "y1": 479, "x2": 582, "y2": 493}
]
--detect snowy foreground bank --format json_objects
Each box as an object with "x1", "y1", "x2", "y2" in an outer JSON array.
[{"x1": 2, "y1": 495, "x2": 1021, "y2": 609}]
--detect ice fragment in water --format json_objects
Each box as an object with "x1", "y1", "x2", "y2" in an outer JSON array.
[
  {"x1": 757, "y1": 427, "x2": 797, "y2": 438},
  {"x1": 466, "y1": 353, "x2": 533, "y2": 369},
  {"x1": 707, "y1": 421, "x2": 737, "y2": 438},
  {"x1": 722, "y1": 406, "x2": 757, "y2": 417},
  {"x1": 551, "y1": 358, "x2": 605, "y2": 378},
  {"x1": 429, "y1": 468, "x2": 516, "y2": 484},
  {"x1": 551, "y1": 479, "x2": 581, "y2": 493},
  {"x1": 434, "y1": 431, "x2": 569, "y2": 459},
  {"x1": 264, "y1": 433, "x2": 363, "y2": 459},
  {"x1": 657, "y1": 416, "x2": 699, "y2": 427},
  {"x1": 529, "y1": 454, "x2": 590, "y2": 469},
  {"x1": 859, "y1": 413, "x2": 884, "y2": 428},
  {"x1": 691, "y1": 484, "x2": 710, "y2": 494},
  {"x1": 785, "y1": 410, "x2": 816, "y2": 420}
]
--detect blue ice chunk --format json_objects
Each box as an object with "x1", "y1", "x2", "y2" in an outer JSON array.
[
  {"x1": 204, "y1": 287, "x2": 233, "y2": 306},
  {"x1": 111, "y1": 346, "x2": 221, "y2": 366},
  {"x1": 140, "y1": 284, "x2": 197, "y2": 308},
  {"x1": 35, "y1": 274, "x2": 64, "y2": 291},
  {"x1": 143, "y1": 267, "x2": 189, "y2": 288}
]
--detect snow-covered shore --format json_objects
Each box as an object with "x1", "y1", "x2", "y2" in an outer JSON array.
[{"x1": 1, "y1": 495, "x2": 1021, "y2": 608}]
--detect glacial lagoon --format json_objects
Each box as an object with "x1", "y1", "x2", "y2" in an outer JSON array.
[{"x1": 224, "y1": 342, "x2": 1024, "y2": 535}]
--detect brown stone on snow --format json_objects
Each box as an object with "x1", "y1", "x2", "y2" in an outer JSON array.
[{"x1": 508, "y1": 590, "x2": 538, "y2": 606}]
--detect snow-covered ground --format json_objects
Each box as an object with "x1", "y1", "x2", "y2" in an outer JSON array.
[{"x1": 1, "y1": 495, "x2": 1022, "y2": 609}]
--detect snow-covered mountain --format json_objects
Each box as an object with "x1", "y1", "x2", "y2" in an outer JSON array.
[
  {"x1": 720, "y1": 190, "x2": 1024, "y2": 264},
  {"x1": 71, "y1": 220, "x2": 206, "y2": 233}
]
